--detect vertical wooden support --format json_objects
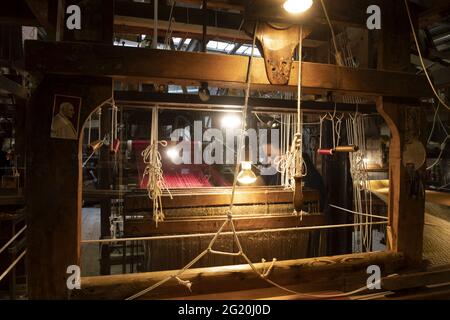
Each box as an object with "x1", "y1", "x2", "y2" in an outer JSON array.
[
  {"x1": 376, "y1": 0, "x2": 426, "y2": 264},
  {"x1": 99, "y1": 107, "x2": 112, "y2": 275},
  {"x1": 376, "y1": 98, "x2": 426, "y2": 263},
  {"x1": 26, "y1": 75, "x2": 112, "y2": 299}
]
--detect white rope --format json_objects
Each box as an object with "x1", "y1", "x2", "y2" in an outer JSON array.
[
  {"x1": 142, "y1": 106, "x2": 172, "y2": 226},
  {"x1": 329, "y1": 204, "x2": 387, "y2": 220},
  {"x1": 346, "y1": 114, "x2": 373, "y2": 252},
  {"x1": 275, "y1": 27, "x2": 306, "y2": 191}
]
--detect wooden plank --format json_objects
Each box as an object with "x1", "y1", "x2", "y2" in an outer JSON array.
[
  {"x1": 124, "y1": 214, "x2": 326, "y2": 236},
  {"x1": 24, "y1": 40, "x2": 432, "y2": 98},
  {"x1": 123, "y1": 188, "x2": 319, "y2": 211},
  {"x1": 73, "y1": 251, "x2": 405, "y2": 299},
  {"x1": 382, "y1": 268, "x2": 450, "y2": 291}
]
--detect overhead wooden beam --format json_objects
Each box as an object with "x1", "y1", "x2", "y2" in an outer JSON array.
[
  {"x1": 114, "y1": 16, "x2": 325, "y2": 47},
  {"x1": 114, "y1": 15, "x2": 250, "y2": 43},
  {"x1": 176, "y1": 0, "x2": 244, "y2": 12},
  {"x1": 24, "y1": 40, "x2": 432, "y2": 98},
  {"x1": 114, "y1": 91, "x2": 377, "y2": 113}
]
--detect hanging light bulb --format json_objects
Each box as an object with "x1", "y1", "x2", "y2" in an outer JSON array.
[
  {"x1": 166, "y1": 148, "x2": 179, "y2": 162},
  {"x1": 237, "y1": 161, "x2": 257, "y2": 185},
  {"x1": 283, "y1": 0, "x2": 313, "y2": 14},
  {"x1": 221, "y1": 114, "x2": 241, "y2": 129}
]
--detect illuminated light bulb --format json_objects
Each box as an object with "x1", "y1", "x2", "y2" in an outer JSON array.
[
  {"x1": 237, "y1": 161, "x2": 257, "y2": 185},
  {"x1": 283, "y1": 0, "x2": 313, "y2": 14},
  {"x1": 221, "y1": 114, "x2": 242, "y2": 129},
  {"x1": 166, "y1": 148, "x2": 179, "y2": 162}
]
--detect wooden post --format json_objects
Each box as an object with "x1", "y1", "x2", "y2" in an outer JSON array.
[
  {"x1": 375, "y1": 0, "x2": 427, "y2": 264},
  {"x1": 26, "y1": 75, "x2": 112, "y2": 299},
  {"x1": 376, "y1": 98, "x2": 426, "y2": 263},
  {"x1": 98, "y1": 106, "x2": 112, "y2": 275}
]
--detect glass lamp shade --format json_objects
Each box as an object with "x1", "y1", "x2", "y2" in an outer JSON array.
[{"x1": 236, "y1": 161, "x2": 257, "y2": 185}]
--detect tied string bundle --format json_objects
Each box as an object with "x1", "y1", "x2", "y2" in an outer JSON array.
[{"x1": 141, "y1": 140, "x2": 172, "y2": 227}]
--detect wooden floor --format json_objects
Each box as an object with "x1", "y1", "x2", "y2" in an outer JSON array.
[{"x1": 81, "y1": 207, "x2": 100, "y2": 276}]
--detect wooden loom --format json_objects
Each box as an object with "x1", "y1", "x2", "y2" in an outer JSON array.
[{"x1": 23, "y1": 0, "x2": 436, "y2": 299}]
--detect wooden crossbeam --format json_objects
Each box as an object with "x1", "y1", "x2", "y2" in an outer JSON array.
[
  {"x1": 122, "y1": 188, "x2": 319, "y2": 211},
  {"x1": 24, "y1": 40, "x2": 432, "y2": 98},
  {"x1": 74, "y1": 251, "x2": 405, "y2": 300},
  {"x1": 114, "y1": 91, "x2": 377, "y2": 113}
]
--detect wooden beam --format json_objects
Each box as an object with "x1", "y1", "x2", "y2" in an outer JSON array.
[
  {"x1": 122, "y1": 188, "x2": 319, "y2": 211},
  {"x1": 382, "y1": 268, "x2": 450, "y2": 291},
  {"x1": 24, "y1": 40, "x2": 432, "y2": 98},
  {"x1": 124, "y1": 214, "x2": 326, "y2": 236},
  {"x1": 176, "y1": 0, "x2": 244, "y2": 12},
  {"x1": 114, "y1": 91, "x2": 377, "y2": 113},
  {"x1": 114, "y1": 15, "x2": 250, "y2": 42},
  {"x1": 113, "y1": 15, "x2": 325, "y2": 47},
  {"x1": 376, "y1": 2, "x2": 426, "y2": 264},
  {"x1": 74, "y1": 251, "x2": 405, "y2": 299},
  {"x1": 26, "y1": 75, "x2": 113, "y2": 299},
  {"x1": 376, "y1": 98, "x2": 426, "y2": 263}
]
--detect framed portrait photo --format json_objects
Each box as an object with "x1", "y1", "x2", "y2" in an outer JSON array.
[{"x1": 50, "y1": 94, "x2": 82, "y2": 140}]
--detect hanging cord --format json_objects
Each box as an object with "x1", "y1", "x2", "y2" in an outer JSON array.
[
  {"x1": 164, "y1": 0, "x2": 177, "y2": 49},
  {"x1": 404, "y1": 0, "x2": 450, "y2": 111},
  {"x1": 142, "y1": 107, "x2": 173, "y2": 227},
  {"x1": 228, "y1": 21, "x2": 259, "y2": 213},
  {"x1": 276, "y1": 27, "x2": 307, "y2": 190},
  {"x1": 320, "y1": 0, "x2": 343, "y2": 66},
  {"x1": 346, "y1": 113, "x2": 373, "y2": 252}
]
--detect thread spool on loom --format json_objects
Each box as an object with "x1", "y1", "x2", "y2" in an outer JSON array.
[{"x1": 318, "y1": 145, "x2": 359, "y2": 156}]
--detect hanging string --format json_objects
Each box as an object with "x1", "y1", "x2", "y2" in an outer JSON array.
[
  {"x1": 142, "y1": 106, "x2": 173, "y2": 227},
  {"x1": 346, "y1": 113, "x2": 373, "y2": 252},
  {"x1": 275, "y1": 27, "x2": 306, "y2": 190}
]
